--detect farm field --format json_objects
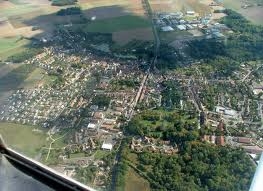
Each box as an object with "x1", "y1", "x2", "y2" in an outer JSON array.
[
  {"x1": 21, "y1": 68, "x2": 45, "y2": 89},
  {"x1": 84, "y1": 15, "x2": 151, "y2": 33},
  {"x1": 149, "y1": 0, "x2": 212, "y2": 16},
  {"x1": 0, "y1": 0, "x2": 151, "y2": 58},
  {"x1": 0, "y1": 0, "x2": 59, "y2": 59},
  {"x1": 79, "y1": 0, "x2": 145, "y2": 17},
  {"x1": 0, "y1": 37, "x2": 29, "y2": 60},
  {"x1": 222, "y1": 0, "x2": 263, "y2": 25},
  {"x1": 113, "y1": 27, "x2": 154, "y2": 45},
  {"x1": 160, "y1": 30, "x2": 192, "y2": 44},
  {"x1": 0, "y1": 64, "x2": 36, "y2": 92},
  {"x1": 0, "y1": 63, "x2": 22, "y2": 79},
  {"x1": 0, "y1": 122, "x2": 49, "y2": 157}
]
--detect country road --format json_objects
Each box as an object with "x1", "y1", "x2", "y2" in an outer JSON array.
[{"x1": 110, "y1": 1, "x2": 161, "y2": 190}]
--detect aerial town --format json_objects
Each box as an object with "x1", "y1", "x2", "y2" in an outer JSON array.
[{"x1": 0, "y1": 0, "x2": 263, "y2": 190}]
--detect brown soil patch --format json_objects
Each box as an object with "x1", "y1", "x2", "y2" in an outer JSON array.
[
  {"x1": 212, "y1": 13, "x2": 226, "y2": 20},
  {"x1": 80, "y1": 0, "x2": 145, "y2": 19},
  {"x1": 150, "y1": 0, "x2": 211, "y2": 15},
  {"x1": 0, "y1": 20, "x2": 17, "y2": 37},
  {"x1": 8, "y1": 10, "x2": 46, "y2": 28},
  {"x1": 113, "y1": 27, "x2": 154, "y2": 45}
]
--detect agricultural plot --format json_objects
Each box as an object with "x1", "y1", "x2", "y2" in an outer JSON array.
[
  {"x1": 79, "y1": 0, "x2": 145, "y2": 17},
  {"x1": 239, "y1": 7, "x2": 263, "y2": 25},
  {"x1": 21, "y1": 68, "x2": 46, "y2": 89},
  {"x1": 0, "y1": 63, "x2": 22, "y2": 78},
  {"x1": 0, "y1": 0, "x2": 60, "y2": 59},
  {"x1": 0, "y1": 64, "x2": 35, "y2": 92},
  {"x1": 0, "y1": 37, "x2": 29, "y2": 60},
  {"x1": 113, "y1": 27, "x2": 154, "y2": 45},
  {"x1": 84, "y1": 15, "x2": 151, "y2": 33},
  {"x1": 222, "y1": 0, "x2": 263, "y2": 25},
  {"x1": 76, "y1": 0, "x2": 152, "y2": 44},
  {"x1": 149, "y1": 0, "x2": 212, "y2": 15}
]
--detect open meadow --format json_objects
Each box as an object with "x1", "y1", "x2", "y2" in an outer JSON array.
[
  {"x1": 124, "y1": 167, "x2": 151, "y2": 191},
  {"x1": 0, "y1": 122, "x2": 48, "y2": 157}
]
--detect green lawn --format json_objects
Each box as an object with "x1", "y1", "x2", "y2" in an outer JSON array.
[
  {"x1": 0, "y1": 122, "x2": 48, "y2": 157},
  {"x1": 84, "y1": 15, "x2": 151, "y2": 33},
  {"x1": 42, "y1": 75, "x2": 59, "y2": 86},
  {"x1": 70, "y1": 152, "x2": 86, "y2": 158},
  {"x1": 94, "y1": 150, "x2": 110, "y2": 159}
]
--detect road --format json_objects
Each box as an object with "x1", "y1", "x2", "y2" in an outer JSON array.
[
  {"x1": 143, "y1": 0, "x2": 160, "y2": 69},
  {"x1": 111, "y1": 1, "x2": 161, "y2": 190},
  {"x1": 127, "y1": 0, "x2": 160, "y2": 121},
  {"x1": 45, "y1": 132, "x2": 67, "y2": 161},
  {"x1": 242, "y1": 64, "x2": 262, "y2": 82}
]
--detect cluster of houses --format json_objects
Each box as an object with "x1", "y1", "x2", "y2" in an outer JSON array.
[
  {"x1": 0, "y1": 88, "x2": 67, "y2": 125},
  {"x1": 155, "y1": 11, "x2": 204, "y2": 32},
  {"x1": 154, "y1": 8, "x2": 229, "y2": 39},
  {"x1": 131, "y1": 136, "x2": 178, "y2": 155}
]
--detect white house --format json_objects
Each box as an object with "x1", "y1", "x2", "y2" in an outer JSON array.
[{"x1": 101, "y1": 142, "x2": 113, "y2": 151}]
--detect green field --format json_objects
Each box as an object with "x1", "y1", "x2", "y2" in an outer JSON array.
[
  {"x1": 70, "y1": 152, "x2": 86, "y2": 158},
  {"x1": 0, "y1": 122, "x2": 48, "y2": 157},
  {"x1": 22, "y1": 68, "x2": 45, "y2": 88},
  {"x1": 84, "y1": 15, "x2": 151, "y2": 33},
  {"x1": 124, "y1": 167, "x2": 150, "y2": 191},
  {"x1": 94, "y1": 150, "x2": 110, "y2": 159},
  {"x1": 159, "y1": 30, "x2": 192, "y2": 43},
  {"x1": 0, "y1": 37, "x2": 29, "y2": 60},
  {"x1": 0, "y1": 64, "x2": 35, "y2": 92}
]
